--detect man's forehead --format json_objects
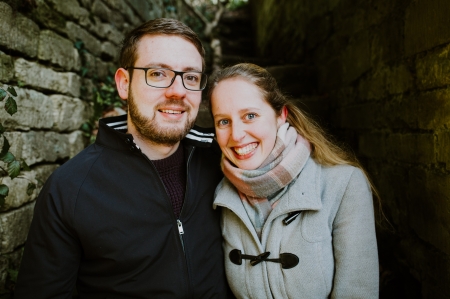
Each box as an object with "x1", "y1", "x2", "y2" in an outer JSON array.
[{"x1": 135, "y1": 35, "x2": 202, "y2": 70}]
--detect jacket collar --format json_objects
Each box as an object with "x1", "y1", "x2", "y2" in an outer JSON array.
[
  {"x1": 96, "y1": 115, "x2": 216, "y2": 152},
  {"x1": 214, "y1": 158, "x2": 323, "y2": 218}
]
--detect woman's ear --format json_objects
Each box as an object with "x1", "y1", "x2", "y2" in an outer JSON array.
[
  {"x1": 277, "y1": 105, "x2": 288, "y2": 128},
  {"x1": 115, "y1": 68, "x2": 130, "y2": 100}
]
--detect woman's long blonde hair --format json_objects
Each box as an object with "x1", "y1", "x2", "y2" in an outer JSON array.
[{"x1": 208, "y1": 63, "x2": 380, "y2": 201}]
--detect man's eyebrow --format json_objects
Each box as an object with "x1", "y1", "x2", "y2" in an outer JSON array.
[{"x1": 142, "y1": 63, "x2": 202, "y2": 72}]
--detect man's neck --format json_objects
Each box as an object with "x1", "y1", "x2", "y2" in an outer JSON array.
[{"x1": 128, "y1": 128, "x2": 180, "y2": 160}]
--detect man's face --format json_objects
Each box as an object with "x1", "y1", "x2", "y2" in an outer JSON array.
[{"x1": 127, "y1": 35, "x2": 203, "y2": 146}]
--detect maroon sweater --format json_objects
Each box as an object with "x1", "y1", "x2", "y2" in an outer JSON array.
[{"x1": 151, "y1": 145, "x2": 186, "y2": 218}]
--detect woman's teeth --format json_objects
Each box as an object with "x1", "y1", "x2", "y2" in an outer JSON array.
[{"x1": 234, "y1": 143, "x2": 257, "y2": 156}]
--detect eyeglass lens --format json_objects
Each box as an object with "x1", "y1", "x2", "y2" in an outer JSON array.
[{"x1": 146, "y1": 68, "x2": 206, "y2": 90}]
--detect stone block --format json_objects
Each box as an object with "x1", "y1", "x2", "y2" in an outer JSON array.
[
  {"x1": 341, "y1": 30, "x2": 371, "y2": 83},
  {"x1": 416, "y1": 44, "x2": 450, "y2": 90},
  {"x1": 45, "y1": 0, "x2": 87, "y2": 21},
  {"x1": 0, "y1": 2, "x2": 39, "y2": 58},
  {"x1": 96, "y1": 22, "x2": 124, "y2": 46},
  {"x1": 0, "y1": 202, "x2": 35, "y2": 254},
  {"x1": 386, "y1": 64, "x2": 413, "y2": 95},
  {"x1": 126, "y1": 0, "x2": 152, "y2": 21},
  {"x1": 103, "y1": 0, "x2": 136, "y2": 24},
  {"x1": 51, "y1": 95, "x2": 91, "y2": 131},
  {"x1": 80, "y1": 78, "x2": 95, "y2": 101},
  {"x1": 0, "y1": 248, "x2": 22, "y2": 291},
  {"x1": 337, "y1": 102, "x2": 382, "y2": 130},
  {"x1": 0, "y1": 85, "x2": 54, "y2": 130},
  {"x1": 92, "y1": 0, "x2": 125, "y2": 29},
  {"x1": 38, "y1": 30, "x2": 81, "y2": 72},
  {"x1": 385, "y1": 89, "x2": 450, "y2": 131},
  {"x1": 14, "y1": 58, "x2": 81, "y2": 98},
  {"x1": 436, "y1": 131, "x2": 450, "y2": 171},
  {"x1": 33, "y1": 0, "x2": 66, "y2": 33},
  {"x1": 370, "y1": 17, "x2": 403, "y2": 66},
  {"x1": 358, "y1": 132, "x2": 387, "y2": 159},
  {"x1": 0, "y1": 51, "x2": 13, "y2": 83},
  {"x1": 385, "y1": 133, "x2": 436, "y2": 164},
  {"x1": 357, "y1": 67, "x2": 388, "y2": 100},
  {"x1": 66, "y1": 21, "x2": 102, "y2": 56},
  {"x1": 405, "y1": 0, "x2": 450, "y2": 56},
  {"x1": 101, "y1": 41, "x2": 119, "y2": 61},
  {"x1": 4, "y1": 131, "x2": 85, "y2": 166},
  {"x1": 0, "y1": 165, "x2": 58, "y2": 211},
  {"x1": 407, "y1": 169, "x2": 450, "y2": 256}
]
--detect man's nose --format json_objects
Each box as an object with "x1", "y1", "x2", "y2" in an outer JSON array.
[{"x1": 165, "y1": 74, "x2": 186, "y2": 99}]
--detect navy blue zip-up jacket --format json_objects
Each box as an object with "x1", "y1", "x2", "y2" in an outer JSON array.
[{"x1": 15, "y1": 115, "x2": 230, "y2": 299}]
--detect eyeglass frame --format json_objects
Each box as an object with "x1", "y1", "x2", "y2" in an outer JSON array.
[{"x1": 126, "y1": 67, "x2": 207, "y2": 91}]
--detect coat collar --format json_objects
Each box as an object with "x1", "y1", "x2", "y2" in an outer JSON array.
[
  {"x1": 96, "y1": 115, "x2": 216, "y2": 152},
  {"x1": 214, "y1": 158, "x2": 323, "y2": 220}
]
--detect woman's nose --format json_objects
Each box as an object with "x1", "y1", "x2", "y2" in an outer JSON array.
[{"x1": 231, "y1": 122, "x2": 246, "y2": 142}]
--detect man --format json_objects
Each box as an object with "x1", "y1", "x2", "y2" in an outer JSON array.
[{"x1": 15, "y1": 18, "x2": 230, "y2": 298}]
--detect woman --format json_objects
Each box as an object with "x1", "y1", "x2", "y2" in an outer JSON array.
[{"x1": 209, "y1": 63, "x2": 379, "y2": 299}]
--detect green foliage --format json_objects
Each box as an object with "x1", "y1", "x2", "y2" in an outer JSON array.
[
  {"x1": 0, "y1": 86, "x2": 37, "y2": 207},
  {"x1": 75, "y1": 41, "x2": 126, "y2": 143},
  {"x1": 226, "y1": 0, "x2": 248, "y2": 11}
]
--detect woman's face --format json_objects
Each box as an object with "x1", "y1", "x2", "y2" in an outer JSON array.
[{"x1": 211, "y1": 78, "x2": 286, "y2": 170}]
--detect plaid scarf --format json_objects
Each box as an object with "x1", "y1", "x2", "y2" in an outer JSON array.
[{"x1": 222, "y1": 123, "x2": 311, "y2": 238}]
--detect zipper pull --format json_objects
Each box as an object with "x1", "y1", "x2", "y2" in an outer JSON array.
[{"x1": 177, "y1": 220, "x2": 184, "y2": 235}]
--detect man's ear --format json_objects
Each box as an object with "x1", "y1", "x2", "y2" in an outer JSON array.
[{"x1": 115, "y1": 68, "x2": 130, "y2": 100}]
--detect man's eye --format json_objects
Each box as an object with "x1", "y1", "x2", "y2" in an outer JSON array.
[
  {"x1": 148, "y1": 70, "x2": 167, "y2": 78},
  {"x1": 184, "y1": 74, "x2": 200, "y2": 83}
]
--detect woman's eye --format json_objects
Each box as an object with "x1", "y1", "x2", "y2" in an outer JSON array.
[
  {"x1": 217, "y1": 119, "x2": 229, "y2": 126},
  {"x1": 245, "y1": 113, "x2": 257, "y2": 120}
]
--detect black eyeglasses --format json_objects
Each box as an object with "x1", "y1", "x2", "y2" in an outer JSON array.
[{"x1": 127, "y1": 67, "x2": 207, "y2": 91}]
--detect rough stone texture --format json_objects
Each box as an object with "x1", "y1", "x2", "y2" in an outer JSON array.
[
  {"x1": 405, "y1": 0, "x2": 450, "y2": 56},
  {"x1": 92, "y1": 0, "x2": 125, "y2": 29},
  {"x1": 45, "y1": 0, "x2": 88, "y2": 21},
  {"x1": 14, "y1": 58, "x2": 81, "y2": 97},
  {"x1": 0, "y1": 165, "x2": 59, "y2": 211},
  {"x1": 0, "y1": 51, "x2": 14, "y2": 83},
  {"x1": 0, "y1": 85, "x2": 54, "y2": 130},
  {"x1": 253, "y1": 0, "x2": 450, "y2": 297},
  {"x1": 103, "y1": 0, "x2": 136, "y2": 25},
  {"x1": 126, "y1": 0, "x2": 152, "y2": 22},
  {"x1": 38, "y1": 30, "x2": 81, "y2": 71},
  {"x1": 101, "y1": 41, "x2": 119, "y2": 61},
  {"x1": 0, "y1": 2, "x2": 40, "y2": 58},
  {"x1": 0, "y1": 202, "x2": 35, "y2": 254},
  {"x1": 66, "y1": 21, "x2": 102, "y2": 56},
  {"x1": 4, "y1": 131, "x2": 85, "y2": 166},
  {"x1": 33, "y1": 0, "x2": 67, "y2": 33},
  {"x1": 416, "y1": 44, "x2": 450, "y2": 90},
  {"x1": 0, "y1": 0, "x2": 179, "y2": 293},
  {"x1": 51, "y1": 95, "x2": 92, "y2": 131},
  {"x1": 0, "y1": 248, "x2": 22, "y2": 291}
]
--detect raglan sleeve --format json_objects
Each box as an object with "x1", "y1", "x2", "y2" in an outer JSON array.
[
  {"x1": 14, "y1": 173, "x2": 81, "y2": 299},
  {"x1": 330, "y1": 168, "x2": 379, "y2": 299}
]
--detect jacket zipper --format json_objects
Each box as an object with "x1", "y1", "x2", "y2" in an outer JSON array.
[{"x1": 138, "y1": 144, "x2": 194, "y2": 298}]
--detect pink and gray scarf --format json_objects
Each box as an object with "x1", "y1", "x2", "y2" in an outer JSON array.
[{"x1": 222, "y1": 123, "x2": 311, "y2": 238}]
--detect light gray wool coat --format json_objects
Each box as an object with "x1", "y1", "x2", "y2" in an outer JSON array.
[{"x1": 213, "y1": 158, "x2": 379, "y2": 299}]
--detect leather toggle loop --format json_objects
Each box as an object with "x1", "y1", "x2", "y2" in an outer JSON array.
[{"x1": 229, "y1": 249, "x2": 299, "y2": 269}]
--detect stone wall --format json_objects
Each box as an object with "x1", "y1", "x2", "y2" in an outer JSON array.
[
  {"x1": 252, "y1": 0, "x2": 450, "y2": 298},
  {"x1": 0, "y1": 0, "x2": 179, "y2": 293}
]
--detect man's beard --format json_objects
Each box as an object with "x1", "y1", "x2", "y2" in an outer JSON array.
[{"x1": 128, "y1": 89, "x2": 196, "y2": 146}]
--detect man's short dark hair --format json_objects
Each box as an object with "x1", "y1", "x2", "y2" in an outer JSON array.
[{"x1": 119, "y1": 18, "x2": 205, "y2": 71}]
